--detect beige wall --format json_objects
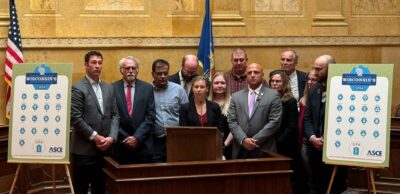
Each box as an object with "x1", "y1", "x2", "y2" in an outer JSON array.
[{"x1": 0, "y1": 0, "x2": 399, "y2": 125}]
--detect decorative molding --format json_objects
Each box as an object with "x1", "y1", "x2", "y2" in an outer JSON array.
[
  {"x1": 0, "y1": 13, "x2": 10, "y2": 27},
  {"x1": 1, "y1": 36, "x2": 400, "y2": 48},
  {"x1": 312, "y1": 15, "x2": 348, "y2": 27},
  {"x1": 352, "y1": 0, "x2": 400, "y2": 15},
  {"x1": 212, "y1": 14, "x2": 245, "y2": 27}
]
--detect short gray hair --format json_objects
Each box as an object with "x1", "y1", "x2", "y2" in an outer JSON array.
[
  {"x1": 281, "y1": 48, "x2": 299, "y2": 62},
  {"x1": 118, "y1": 56, "x2": 141, "y2": 70}
]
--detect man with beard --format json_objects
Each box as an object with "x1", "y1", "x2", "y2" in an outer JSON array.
[
  {"x1": 151, "y1": 59, "x2": 188, "y2": 162},
  {"x1": 304, "y1": 55, "x2": 347, "y2": 194},
  {"x1": 168, "y1": 54, "x2": 199, "y2": 96},
  {"x1": 112, "y1": 56, "x2": 155, "y2": 164}
]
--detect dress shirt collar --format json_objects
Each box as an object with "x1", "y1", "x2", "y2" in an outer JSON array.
[
  {"x1": 153, "y1": 81, "x2": 168, "y2": 91},
  {"x1": 289, "y1": 70, "x2": 297, "y2": 80},
  {"x1": 248, "y1": 84, "x2": 262, "y2": 94},
  {"x1": 123, "y1": 80, "x2": 136, "y2": 88},
  {"x1": 86, "y1": 75, "x2": 101, "y2": 85},
  {"x1": 231, "y1": 71, "x2": 246, "y2": 81}
]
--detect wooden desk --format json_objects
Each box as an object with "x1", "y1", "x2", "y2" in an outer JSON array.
[{"x1": 103, "y1": 152, "x2": 293, "y2": 194}]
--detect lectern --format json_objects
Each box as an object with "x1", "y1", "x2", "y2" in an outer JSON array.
[
  {"x1": 103, "y1": 151, "x2": 293, "y2": 194},
  {"x1": 166, "y1": 126, "x2": 223, "y2": 162}
]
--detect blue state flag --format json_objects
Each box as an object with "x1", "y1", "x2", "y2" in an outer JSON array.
[{"x1": 197, "y1": 0, "x2": 214, "y2": 80}]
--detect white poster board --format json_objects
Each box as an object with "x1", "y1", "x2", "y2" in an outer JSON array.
[
  {"x1": 323, "y1": 64, "x2": 393, "y2": 168},
  {"x1": 8, "y1": 64, "x2": 72, "y2": 164}
]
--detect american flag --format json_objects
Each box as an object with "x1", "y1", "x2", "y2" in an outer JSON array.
[{"x1": 4, "y1": 0, "x2": 23, "y2": 119}]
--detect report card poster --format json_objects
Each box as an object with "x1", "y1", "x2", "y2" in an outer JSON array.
[
  {"x1": 323, "y1": 64, "x2": 393, "y2": 168},
  {"x1": 8, "y1": 64, "x2": 72, "y2": 164}
]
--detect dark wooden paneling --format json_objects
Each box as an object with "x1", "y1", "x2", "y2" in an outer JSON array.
[
  {"x1": 347, "y1": 118, "x2": 400, "y2": 193},
  {"x1": 104, "y1": 154, "x2": 293, "y2": 194},
  {"x1": 0, "y1": 125, "x2": 70, "y2": 194}
]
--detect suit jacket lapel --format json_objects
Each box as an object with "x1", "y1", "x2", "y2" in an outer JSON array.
[
  {"x1": 84, "y1": 77, "x2": 103, "y2": 115},
  {"x1": 249, "y1": 86, "x2": 265, "y2": 120},
  {"x1": 242, "y1": 89, "x2": 250, "y2": 120},
  {"x1": 132, "y1": 80, "x2": 141, "y2": 118}
]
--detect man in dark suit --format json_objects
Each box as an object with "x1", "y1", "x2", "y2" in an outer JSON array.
[
  {"x1": 113, "y1": 56, "x2": 155, "y2": 164},
  {"x1": 280, "y1": 48, "x2": 307, "y2": 101},
  {"x1": 304, "y1": 55, "x2": 346, "y2": 194},
  {"x1": 168, "y1": 54, "x2": 199, "y2": 96},
  {"x1": 228, "y1": 63, "x2": 282, "y2": 159},
  {"x1": 71, "y1": 51, "x2": 119, "y2": 194}
]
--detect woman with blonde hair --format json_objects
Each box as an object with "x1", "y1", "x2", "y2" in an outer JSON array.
[
  {"x1": 179, "y1": 75, "x2": 224, "y2": 133},
  {"x1": 208, "y1": 72, "x2": 233, "y2": 159}
]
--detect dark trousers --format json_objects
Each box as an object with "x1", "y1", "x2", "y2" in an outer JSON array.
[
  {"x1": 152, "y1": 136, "x2": 167, "y2": 163},
  {"x1": 72, "y1": 154, "x2": 105, "y2": 194},
  {"x1": 308, "y1": 147, "x2": 347, "y2": 194}
]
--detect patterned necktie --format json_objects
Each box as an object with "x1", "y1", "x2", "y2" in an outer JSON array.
[
  {"x1": 126, "y1": 84, "x2": 132, "y2": 117},
  {"x1": 248, "y1": 91, "x2": 256, "y2": 118}
]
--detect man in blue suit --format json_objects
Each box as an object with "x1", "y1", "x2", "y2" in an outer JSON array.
[{"x1": 113, "y1": 56, "x2": 155, "y2": 164}]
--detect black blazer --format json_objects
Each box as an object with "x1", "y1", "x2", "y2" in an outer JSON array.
[
  {"x1": 112, "y1": 79, "x2": 155, "y2": 154},
  {"x1": 276, "y1": 97, "x2": 299, "y2": 158},
  {"x1": 179, "y1": 99, "x2": 224, "y2": 135},
  {"x1": 168, "y1": 71, "x2": 180, "y2": 85},
  {"x1": 168, "y1": 70, "x2": 194, "y2": 99},
  {"x1": 297, "y1": 70, "x2": 307, "y2": 99},
  {"x1": 303, "y1": 82, "x2": 325, "y2": 140}
]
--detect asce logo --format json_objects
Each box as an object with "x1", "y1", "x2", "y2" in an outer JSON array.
[
  {"x1": 49, "y1": 147, "x2": 63, "y2": 153},
  {"x1": 367, "y1": 150, "x2": 382, "y2": 157}
]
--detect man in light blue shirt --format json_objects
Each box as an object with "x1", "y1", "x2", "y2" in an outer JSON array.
[{"x1": 152, "y1": 59, "x2": 188, "y2": 162}]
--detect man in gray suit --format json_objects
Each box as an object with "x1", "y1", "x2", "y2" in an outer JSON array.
[
  {"x1": 71, "y1": 51, "x2": 119, "y2": 194},
  {"x1": 228, "y1": 63, "x2": 282, "y2": 159}
]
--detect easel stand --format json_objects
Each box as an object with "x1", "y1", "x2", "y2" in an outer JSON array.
[
  {"x1": 9, "y1": 163, "x2": 74, "y2": 194},
  {"x1": 326, "y1": 166, "x2": 377, "y2": 194}
]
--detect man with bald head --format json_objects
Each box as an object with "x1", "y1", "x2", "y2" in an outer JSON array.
[
  {"x1": 168, "y1": 54, "x2": 199, "y2": 95},
  {"x1": 228, "y1": 63, "x2": 282, "y2": 159},
  {"x1": 304, "y1": 55, "x2": 347, "y2": 194}
]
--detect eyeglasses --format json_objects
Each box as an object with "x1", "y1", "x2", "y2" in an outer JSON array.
[
  {"x1": 154, "y1": 72, "x2": 168, "y2": 77},
  {"x1": 122, "y1": 66, "x2": 138, "y2": 72},
  {"x1": 312, "y1": 67, "x2": 323, "y2": 73},
  {"x1": 233, "y1": 58, "x2": 246, "y2": 63}
]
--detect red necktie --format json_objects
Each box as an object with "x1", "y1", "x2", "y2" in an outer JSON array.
[{"x1": 126, "y1": 84, "x2": 132, "y2": 117}]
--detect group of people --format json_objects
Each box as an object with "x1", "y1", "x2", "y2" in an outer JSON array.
[{"x1": 70, "y1": 49, "x2": 346, "y2": 194}]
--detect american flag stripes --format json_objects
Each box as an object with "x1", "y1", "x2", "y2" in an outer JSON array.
[{"x1": 4, "y1": 0, "x2": 23, "y2": 119}]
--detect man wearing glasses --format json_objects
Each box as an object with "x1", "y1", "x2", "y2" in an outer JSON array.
[
  {"x1": 151, "y1": 59, "x2": 188, "y2": 162},
  {"x1": 168, "y1": 54, "x2": 199, "y2": 96},
  {"x1": 112, "y1": 56, "x2": 155, "y2": 164}
]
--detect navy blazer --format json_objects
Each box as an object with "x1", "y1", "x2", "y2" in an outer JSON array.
[
  {"x1": 303, "y1": 82, "x2": 325, "y2": 140},
  {"x1": 297, "y1": 70, "x2": 307, "y2": 99},
  {"x1": 112, "y1": 79, "x2": 155, "y2": 152},
  {"x1": 179, "y1": 99, "x2": 224, "y2": 135},
  {"x1": 168, "y1": 71, "x2": 180, "y2": 85}
]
